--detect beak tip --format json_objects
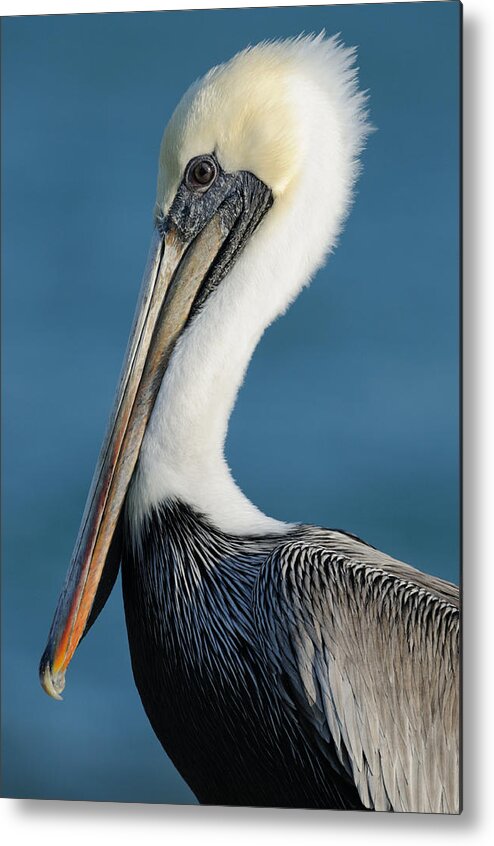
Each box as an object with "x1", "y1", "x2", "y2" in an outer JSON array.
[{"x1": 39, "y1": 648, "x2": 66, "y2": 701}]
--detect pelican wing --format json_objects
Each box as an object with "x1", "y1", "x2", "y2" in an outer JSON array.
[{"x1": 254, "y1": 535, "x2": 460, "y2": 813}]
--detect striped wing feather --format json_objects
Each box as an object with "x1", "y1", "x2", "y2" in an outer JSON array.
[{"x1": 254, "y1": 539, "x2": 460, "y2": 813}]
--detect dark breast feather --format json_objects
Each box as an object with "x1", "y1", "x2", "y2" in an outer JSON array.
[{"x1": 121, "y1": 499, "x2": 458, "y2": 812}]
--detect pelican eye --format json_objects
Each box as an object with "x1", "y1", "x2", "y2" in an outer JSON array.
[{"x1": 185, "y1": 156, "x2": 217, "y2": 192}]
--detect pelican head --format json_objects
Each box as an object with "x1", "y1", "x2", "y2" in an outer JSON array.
[{"x1": 40, "y1": 34, "x2": 370, "y2": 699}]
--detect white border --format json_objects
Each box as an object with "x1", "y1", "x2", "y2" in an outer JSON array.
[
  {"x1": 0, "y1": 0, "x2": 453, "y2": 15},
  {"x1": 3, "y1": 0, "x2": 494, "y2": 843}
]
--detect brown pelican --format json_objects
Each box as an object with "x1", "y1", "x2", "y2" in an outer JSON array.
[{"x1": 40, "y1": 35, "x2": 460, "y2": 813}]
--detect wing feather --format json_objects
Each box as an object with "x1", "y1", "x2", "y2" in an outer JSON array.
[{"x1": 254, "y1": 538, "x2": 460, "y2": 813}]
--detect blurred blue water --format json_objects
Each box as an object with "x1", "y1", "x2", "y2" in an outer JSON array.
[{"x1": 1, "y1": 3, "x2": 460, "y2": 804}]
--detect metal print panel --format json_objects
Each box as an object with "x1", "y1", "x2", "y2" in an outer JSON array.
[{"x1": 1, "y1": 1, "x2": 461, "y2": 812}]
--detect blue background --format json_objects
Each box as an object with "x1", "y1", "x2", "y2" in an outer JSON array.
[{"x1": 1, "y1": 2, "x2": 460, "y2": 804}]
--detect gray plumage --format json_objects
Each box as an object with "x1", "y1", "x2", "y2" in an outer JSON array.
[
  {"x1": 122, "y1": 500, "x2": 459, "y2": 813},
  {"x1": 255, "y1": 533, "x2": 459, "y2": 813}
]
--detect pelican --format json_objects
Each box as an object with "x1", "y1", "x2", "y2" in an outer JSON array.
[{"x1": 40, "y1": 35, "x2": 460, "y2": 813}]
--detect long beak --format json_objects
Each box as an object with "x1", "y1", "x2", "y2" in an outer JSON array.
[{"x1": 39, "y1": 212, "x2": 229, "y2": 699}]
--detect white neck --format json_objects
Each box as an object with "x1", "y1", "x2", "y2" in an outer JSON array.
[
  {"x1": 127, "y1": 47, "x2": 368, "y2": 536},
  {"x1": 128, "y1": 259, "x2": 288, "y2": 536}
]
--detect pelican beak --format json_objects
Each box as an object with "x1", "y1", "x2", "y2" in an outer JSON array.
[{"x1": 39, "y1": 167, "x2": 273, "y2": 699}]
